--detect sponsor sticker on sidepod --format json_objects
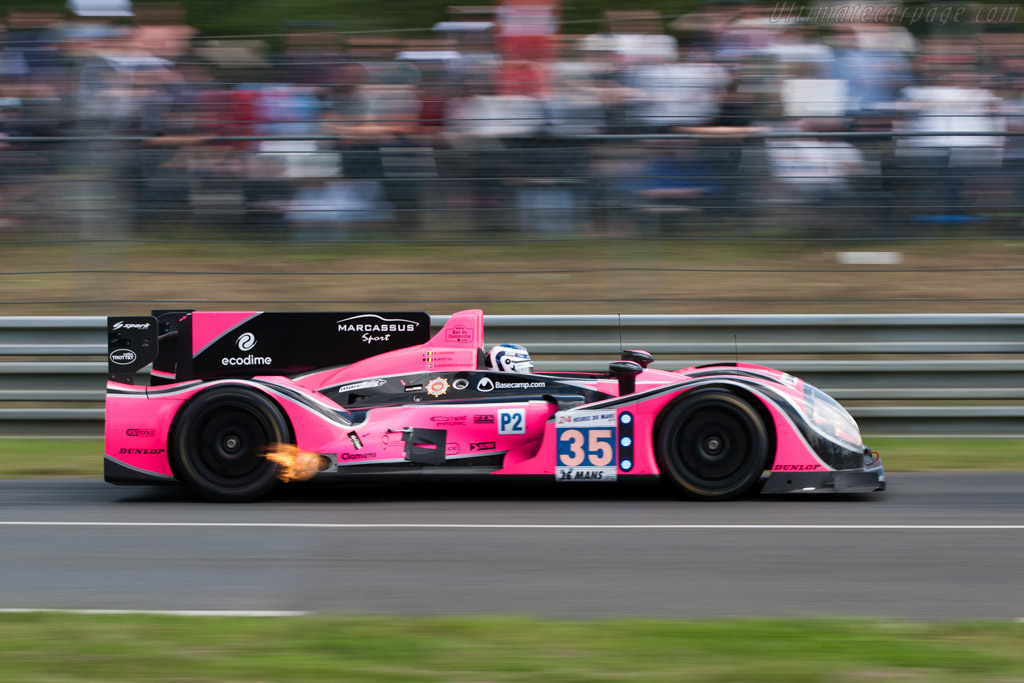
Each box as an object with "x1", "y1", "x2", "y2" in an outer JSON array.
[
  {"x1": 476, "y1": 377, "x2": 547, "y2": 393},
  {"x1": 336, "y1": 379, "x2": 387, "y2": 393}
]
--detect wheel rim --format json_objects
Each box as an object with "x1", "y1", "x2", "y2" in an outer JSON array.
[
  {"x1": 189, "y1": 406, "x2": 274, "y2": 489},
  {"x1": 670, "y1": 407, "x2": 755, "y2": 490}
]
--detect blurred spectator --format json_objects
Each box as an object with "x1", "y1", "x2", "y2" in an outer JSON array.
[
  {"x1": 629, "y1": 140, "x2": 718, "y2": 233},
  {"x1": 893, "y1": 75, "x2": 1006, "y2": 224},
  {"x1": 832, "y1": 25, "x2": 913, "y2": 116},
  {"x1": 625, "y1": 46, "x2": 729, "y2": 131}
]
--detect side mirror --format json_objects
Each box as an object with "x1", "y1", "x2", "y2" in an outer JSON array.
[
  {"x1": 609, "y1": 360, "x2": 643, "y2": 396},
  {"x1": 620, "y1": 349, "x2": 653, "y2": 369}
]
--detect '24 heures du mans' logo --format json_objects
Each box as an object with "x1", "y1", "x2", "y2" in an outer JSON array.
[{"x1": 336, "y1": 314, "x2": 420, "y2": 344}]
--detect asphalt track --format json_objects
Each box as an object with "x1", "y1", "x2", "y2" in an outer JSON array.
[{"x1": 0, "y1": 474, "x2": 1022, "y2": 619}]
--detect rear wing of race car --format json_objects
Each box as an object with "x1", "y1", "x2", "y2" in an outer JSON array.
[{"x1": 107, "y1": 310, "x2": 432, "y2": 385}]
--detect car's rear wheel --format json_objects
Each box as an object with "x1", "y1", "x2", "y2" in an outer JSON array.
[
  {"x1": 656, "y1": 389, "x2": 769, "y2": 500},
  {"x1": 171, "y1": 387, "x2": 291, "y2": 502}
]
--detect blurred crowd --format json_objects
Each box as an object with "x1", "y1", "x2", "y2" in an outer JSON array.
[{"x1": 2, "y1": 3, "x2": 1024, "y2": 237}]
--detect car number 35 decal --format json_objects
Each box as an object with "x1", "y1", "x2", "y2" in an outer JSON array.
[
  {"x1": 555, "y1": 410, "x2": 617, "y2": 481},
  {"x1": 559, "y1": 429, "x2": 614, "y2": 466}
]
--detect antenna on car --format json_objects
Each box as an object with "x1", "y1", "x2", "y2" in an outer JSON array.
[
  {"x1": 734, "y1": 334, "x2": 739, "y2": 364},
  {"x1": 618, "y1": 314, "x2": 623, "y2": 355}
]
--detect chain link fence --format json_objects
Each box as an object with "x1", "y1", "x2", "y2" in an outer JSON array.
[{"x1": 2, "y1": 129, "x2": 1023, "y2": 240}]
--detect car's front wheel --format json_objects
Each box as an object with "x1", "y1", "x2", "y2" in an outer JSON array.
[
  {"x1": 170, "y1": 387, "x2": 291, "y2": 502},
  {"x1": 656, "y1": 389, "x2": 769, "y2": 500}
]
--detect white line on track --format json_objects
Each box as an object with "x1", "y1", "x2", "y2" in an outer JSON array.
[
  {"x1": 0, "y1": 521, "x2": 1023, "y2": 530},
  {"x1": 0, "y1": 609, "x2": 309, "y2": 617}
]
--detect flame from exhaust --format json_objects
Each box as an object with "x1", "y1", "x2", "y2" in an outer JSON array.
[{"x1": 261, "y1": 444, "x2": 323, "y2": 483}]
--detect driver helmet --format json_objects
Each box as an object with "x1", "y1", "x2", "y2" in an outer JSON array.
[{"x1": 487, "y1": 343, "x2": 534, "y2": 374}]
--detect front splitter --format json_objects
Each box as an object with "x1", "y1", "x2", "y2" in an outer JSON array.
[{"x1": 762, "y1": 466, "x2": 886, "y2": 494}]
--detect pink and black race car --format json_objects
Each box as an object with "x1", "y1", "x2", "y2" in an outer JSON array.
[{"x1": 105, "y1": 309, "x2": 885, "y2": 502}]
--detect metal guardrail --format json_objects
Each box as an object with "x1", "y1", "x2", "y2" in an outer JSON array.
[{"x1": 1, "y1": 314, "x2": 1022, "y2": 437}]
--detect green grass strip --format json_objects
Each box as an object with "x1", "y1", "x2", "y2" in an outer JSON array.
[
  {"x1": 865, "y1": 437, "x2": 1024, "y2": 472},
  {"x1": 0, "y1": 614, "x2": 1022, "y2": 681},
  {"x1": 0, "y1": 439, "x2": 102, "y2": 478},
  {"x1": 0, "y1": 437, "x2": 1022, "y2": 478}
]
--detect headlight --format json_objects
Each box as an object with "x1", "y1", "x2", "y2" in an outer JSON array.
[{"x1": 798, "y1": 382, "x2": 863, "y2": 452}]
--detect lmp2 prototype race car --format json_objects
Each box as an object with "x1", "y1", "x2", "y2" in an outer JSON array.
[{"x1": 105, "y1": 309, "x2": 885, "y2": 502}]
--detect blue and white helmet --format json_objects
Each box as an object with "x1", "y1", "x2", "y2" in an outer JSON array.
[{"x1": 487, "y1": 344, "x2": 534, "y2": 374}]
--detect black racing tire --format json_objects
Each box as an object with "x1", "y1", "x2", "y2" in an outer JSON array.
[
  {"x1": 170, "y1": 387, "x2": 292, "y2": 503},
  {"x1": 656, "y1": 389, "x2": 769, "y2": 501}
]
